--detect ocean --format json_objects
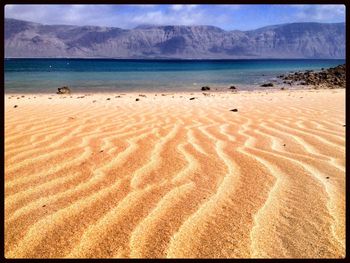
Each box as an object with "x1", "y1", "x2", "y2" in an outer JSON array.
[{"x1": 4, "y1": 59, "x2": 345, "y2": 93}]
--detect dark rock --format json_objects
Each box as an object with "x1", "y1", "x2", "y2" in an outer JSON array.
[
  {"x1": 201, "y1": 86, "x2": 210, "y2": 91},
  {"x1": 326, "y1": 177, "x2": 330, "y2": 179},
  {"x1": 13, "y1": 105, "x2": 18, "y2": 108},
  {"x1": 230, "y1": 109, "x2": 238, "y2": 112},
  {"x1": 278, "y1": 64, "x2": 345, "y2": 89},
  {"x1": 57, "y1": 86, "x2": 71, "y2": 94},
  {"x1": 260, "y1": 83, "x2": 274, "y2": 87},
  {"x1": 283, "y1": 144, "x2": 286, "y2": 146},
  {"x1": 229, "y1": 85, "x2": 236, "y2": 90},
  {"x1": 135, "y1": 98, "x2": 140, "y2": 101},
  {"x1": 281, "y1": 87, "x2": 285, "y2": 90},
  {"x1": 106, "y1": 98, "x2": 111, "y2": 100},
  {"x1": 189, "y1": 97, "x2": 195, "y2": 100}
]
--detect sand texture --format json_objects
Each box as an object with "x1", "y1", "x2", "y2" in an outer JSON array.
[{"x1": 5, "y1": 89, "x2": 345, "y2": 258}]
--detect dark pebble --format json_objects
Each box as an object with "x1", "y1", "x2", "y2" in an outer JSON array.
[
  {"x1": 189, "y1": 97, "x2": 195, "y2": 100},
  {"x1": 14, "y1": 105, "x2": 18, "y2": 108},
  {"x1": 326, "y1": 177, "x2": 330, "y2": 179},
  {"x1": 106, "y1": 98, "x2": 111, "y2": 100},
  {"x1": 136, "y1": 98, "x2": 140, "y2": 101},
  {"x1": 230, "y1": 109, "x2": 238, "y2": 112}
]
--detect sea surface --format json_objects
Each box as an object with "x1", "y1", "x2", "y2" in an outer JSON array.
[{"x1": 4, "y1": 59, "x2": 345, "y2": 93}]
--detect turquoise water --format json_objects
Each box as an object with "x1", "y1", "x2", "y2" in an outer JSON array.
[{"x1": 4, "y1": 59, "x2": 345, "y2": 93}]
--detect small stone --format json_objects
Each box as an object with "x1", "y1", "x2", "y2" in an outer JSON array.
[
  {"x1": 260, "y1": 83, "x2": 274, "y2": 87},
  {"x1": 136, "y1": 98, "x2": 140, "y2": 101},
  {"x1": 230, "y1": 109, "x2": 238, "y2": 112},
  {"x1": 326, "y1": 177, "x2": 330, "y2": 179},
  {"x1": 189, "y1": 97, "x2": 195, "y2": 100},
  {"x1": 57, "y1": 86, "x2": 71, "y2": 94},
  {"x1": 42, "y1": 205, "x2": 46, "y2": 207},
  {"x1": 201, "y1": 86, "x2": 210, "y2": 91},
  {"x1": 100, "y1": 150, "x2": 104, "y2": 153},
  {"x1": 13, "y1": 105, "x2": 18, "y2": 108},
  {"x1": 229, "y1": 85, "x2": 236, "y2": 90},
  {"x1": 106, "y1": 98, "x2": 111, "y2": 100},
  {"x1": 283, "y1": 144, "x2": 286, "y2": 146}
]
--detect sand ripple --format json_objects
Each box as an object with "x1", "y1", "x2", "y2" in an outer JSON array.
[{"x1": 5, "y1": 90, "x2": 345, "y2": 258}]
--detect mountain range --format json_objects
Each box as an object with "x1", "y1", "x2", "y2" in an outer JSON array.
[{"x1": 4, "y1": 18, "x2": 346, "y2": 59}]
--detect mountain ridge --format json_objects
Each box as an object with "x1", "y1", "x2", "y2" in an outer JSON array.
[{"x1": 5, "y1": 18, "x2": 345, "y2": 59}]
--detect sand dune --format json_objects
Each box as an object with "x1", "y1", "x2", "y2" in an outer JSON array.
[{"x1": 4, "y1": 89, "x2": 345, "y2": 258}]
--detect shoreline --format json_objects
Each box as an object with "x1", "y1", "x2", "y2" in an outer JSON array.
[{"x1": 4, "y1": 84, "x2": 344, "y2": 96}]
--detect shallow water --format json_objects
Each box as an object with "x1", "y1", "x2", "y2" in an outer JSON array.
[{"x1": 5, "y1": 59, "x2": 345, "y2": 93}]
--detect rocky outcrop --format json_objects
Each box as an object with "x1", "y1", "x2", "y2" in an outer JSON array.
[
  {"x1": 278, "y1": 64, "x2": 346, "y2": 88},
  {"x1": 4, "y1": 18, "x2": 345, "y2": 59}
]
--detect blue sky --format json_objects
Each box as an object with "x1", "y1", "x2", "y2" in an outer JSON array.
[{"x1": 5, "y1": 4, "x2": 346, "y2": 31}]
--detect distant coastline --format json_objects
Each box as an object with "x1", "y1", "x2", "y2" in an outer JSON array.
[{"x1": 5, "y1": 18, "x2": 345, "y2": 59}]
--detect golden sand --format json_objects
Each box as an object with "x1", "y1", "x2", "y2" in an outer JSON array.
[{"x1": 4, "y1": 89, "x2": 345, "y2": 258}]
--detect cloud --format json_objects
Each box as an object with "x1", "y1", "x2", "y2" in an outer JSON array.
[
  {"x1": 5, "y1": 5, "x2": 114, "y2": 26},
  {"x1": 130, "y1": 9, "x2": 205, "y2": 26},
  {"x1": 170, "y1": 5, "x2": 198, "y2": 11},
  {"x1": 4, "y1": 4, "x2": 345, "y2": 31},
  {"x1": 293, "y1": 4, "x2": 345, "y2": 21}
]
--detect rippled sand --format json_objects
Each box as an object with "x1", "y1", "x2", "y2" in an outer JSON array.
[{"x1": 5, "y1": 89, "x2": 345, "y2": 258}]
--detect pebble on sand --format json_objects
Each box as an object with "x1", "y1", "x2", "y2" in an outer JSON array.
[{"x1": 230, "y1": 109, "x2": 238, "y2": 112}]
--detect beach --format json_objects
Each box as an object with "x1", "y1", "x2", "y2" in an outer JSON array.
[{"x1": 4, "y1": 88, "x2": 345, "y2": 258}]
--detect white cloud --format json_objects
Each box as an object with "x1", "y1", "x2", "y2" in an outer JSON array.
[
  {"x1": 170, "y1": 5, "x2": 198, "y2": 11},
  {"x1": 130, "y1": 9, "x2": 205, "y2": 26},
  {"x1": 293, "y1": 4, "x2": 345, "y2": 21}
]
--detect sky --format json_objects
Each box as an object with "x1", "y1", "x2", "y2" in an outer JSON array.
[{"x1": 5, "y1": 4, "x2": 346, "y2": 31}]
